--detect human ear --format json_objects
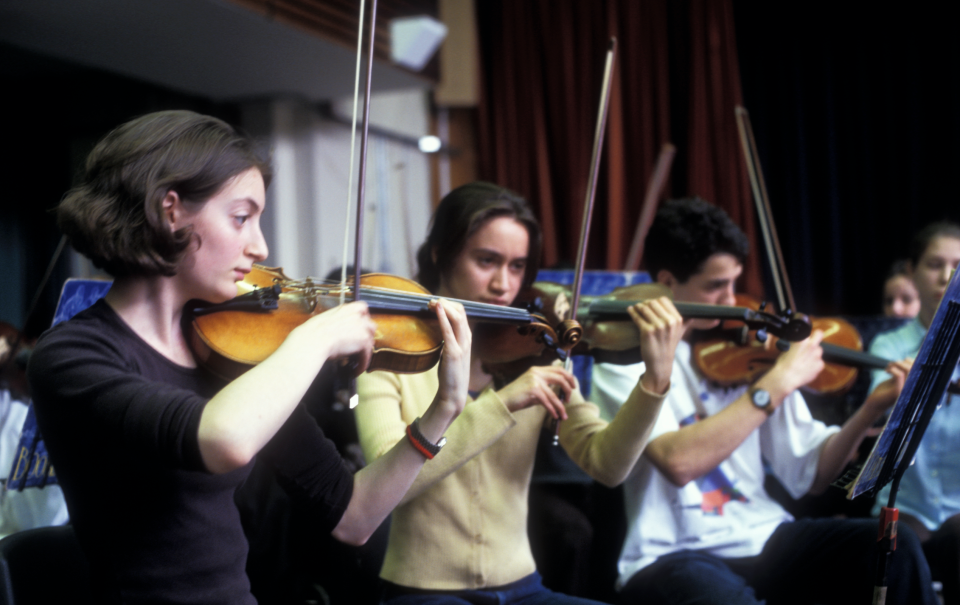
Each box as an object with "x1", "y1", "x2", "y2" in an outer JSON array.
[
  {"x1": 162, "y1": 190, "x2": 183, "y2": 232},
  {"x1": 656, "y1": 269, "x2": 677, "y2": 289}
]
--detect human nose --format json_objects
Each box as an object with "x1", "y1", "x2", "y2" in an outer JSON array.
[
  {"x1": 246, "y1": 225, "x2": 268, "y2": 262},
  {"x1": 489, "y1": 264, "x2": 508, "y2": 294},
  {"x1": 941, "y1": 264, "x2": 956, "y2": 285},
  {"x1": 719, "y1": 285, "x2": 736, "y2": 307}
]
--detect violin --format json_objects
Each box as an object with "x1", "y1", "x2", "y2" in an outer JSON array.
[
  {"x1": 187, "y1": 265, "x2": 581, "y2": 380},
  {"x1": 705, "y1": 106, "x2": 888, "y2": 395},
  {"x1": 691, "y1": 294, "x2": 891, "y2": 392},
  {"x1": 523, "y1": 282, "x2": 812, "y2": 365}
]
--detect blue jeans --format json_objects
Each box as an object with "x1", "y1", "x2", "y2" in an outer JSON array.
[
  {"x1": 382, "y1": 571, "x2": 606, "y2": 605},
  {"x1": 618, "y1": 518, "x2": 937, "y2": 605}
]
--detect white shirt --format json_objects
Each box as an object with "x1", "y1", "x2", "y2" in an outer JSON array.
[
  {"x1": 0, "y1": 390, "x2": 69, "y2": 538},
  {"x1": 592, "y1": 340, "x2": 838, "y2": 589}
]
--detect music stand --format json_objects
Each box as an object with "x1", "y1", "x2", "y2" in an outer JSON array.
[{"x1": 839, "y1": 269, "x2": 960, "y2": 604}]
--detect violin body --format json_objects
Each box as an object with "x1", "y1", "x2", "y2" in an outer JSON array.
[
  {"x1": 190, "y1": 272, "x2": 444, "y2": 379},
  {"x1": 691, "y1": 295, "x2": 882, "y2": 394},
  {"x1": 188, "y1": 265, "x2": 576, "y2": 380}
]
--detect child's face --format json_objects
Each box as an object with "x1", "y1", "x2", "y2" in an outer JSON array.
[
  {"x1": 910, "y1": 235, "x2": 960, "y2": 322},
  {"x1": 882, "y1": 274, "x2": 920, "y2": 319}
]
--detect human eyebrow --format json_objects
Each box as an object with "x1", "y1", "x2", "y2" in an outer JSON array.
[
  {"x1": 471, "y1": 248, "x2": 505, "y2": 260},
  {"x1": 233, "y1": 198, "x2": 263, "y2": 214},
  {"x1": 705, "y1": 278, "x2": 732, "y2": 289}
]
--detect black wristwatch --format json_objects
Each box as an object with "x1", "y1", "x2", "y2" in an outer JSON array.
[
  {"x1": 406, "y1": 417, "x2": 447, "y2": 459},
  {"x1": 750, "y1": 387, "x2": 772, "y2": 412}
]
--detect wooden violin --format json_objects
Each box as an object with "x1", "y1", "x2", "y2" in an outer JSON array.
[
  {"x1": 691, "y1": 294, "x2": 891, "y2": 391},
  {"x1": 187, "y1": 265, "x2": 581, "y2": 380},
  {"x1": 523, "y1": 282, "x2": 812, "y2": 365}
]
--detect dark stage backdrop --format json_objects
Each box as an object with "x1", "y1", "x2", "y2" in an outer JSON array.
[
  {"x1": 475, "y1": 0, "x2": 765, "y2": 299},
  {"x1": 733, "y1": 4, "x2": 960, "y2": 316},
  {"x1": 0, "y1": 42, "x2": 239, "y2": 337},
  {"x1": 476, "y1": 1, "x2": 960, "y2": 318}
]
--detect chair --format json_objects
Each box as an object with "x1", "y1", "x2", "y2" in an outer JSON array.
[{"x1": 0, "y1": 525, "x2": 92, "y2": 605}]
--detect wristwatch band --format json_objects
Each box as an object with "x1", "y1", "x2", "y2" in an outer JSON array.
[
  {"x1": 750, "y1": 387, "x2": 773, "y2": 412},
  {"x1": 405, "y1": 417, "x2": 446, "y2": 459}
]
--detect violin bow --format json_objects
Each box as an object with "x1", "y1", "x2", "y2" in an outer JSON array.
[
  {"x1": 338, "y1": 0, "x2": 378, "y2": 305},
  {"x1": 568, "y1": 37, "x2": 617, "y2": 323},
  {"x1": 624, "y1": 142, "x2": 675, "y2": 272},
  {"x1": 553, "y1": 37, "x2": 618, "y2": 444},
  {"x1": 331, "y1": 0, "x2": 377, "y2": 404},
  {"x1": 735, "y1": 106, "x2": 795, "y2": 313}
]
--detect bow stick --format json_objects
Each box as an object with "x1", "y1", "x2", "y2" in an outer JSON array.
[
  {"x1": 553, "y1": 37, "x2": 618, "y2": 444},
  {"x1": 735, "y1": 106, "x2": 794, "y2": 313},
  {"x1": 338, "y1": 0, "x2": 378, "y2": 305},
  {"x1": 332, "y1": 0, "x2": 378, "y2": 405},
  {"x1": 624, "y1": 142, "x2": 675, "y2": 271}
]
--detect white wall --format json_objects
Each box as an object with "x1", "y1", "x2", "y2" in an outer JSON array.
[{"x1": 243, "y1": 91, "x2": 433, "y2": 283}]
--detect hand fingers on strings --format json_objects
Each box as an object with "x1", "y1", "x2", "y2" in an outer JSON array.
[
  {"x1": 431, "y1": 299, "x2": 471, "y2": 357},
  {"x1": 641, "y1": 297, "x2": 684, "y2": 332},
  {"x1": 628, "y1": 299, "x2": 683, "y2": 345},
  {"x1": 888, "y1": 358, "x2": 913, "y2": 377},
  {"x1": 626, "y1": 303, "x2": 655, "y2": 335}
]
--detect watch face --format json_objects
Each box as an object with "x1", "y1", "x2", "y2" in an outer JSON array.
[
  {"x1": 437, "y1": 437, "x2": 447, "y2": 449},
  {"x1": 752, "y1": 389, "x2": 771, "y2": 407}
]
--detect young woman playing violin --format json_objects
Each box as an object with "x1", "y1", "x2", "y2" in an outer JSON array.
[
  {"x1": 869, "y1": 220, "x2": 960, "y2": 605},
  {"x1": 26, "y1": 110, "x2": 472, "y2": 605},
  {"x1": 354, "y1": 181, "x2": 685, "y2": 605}
]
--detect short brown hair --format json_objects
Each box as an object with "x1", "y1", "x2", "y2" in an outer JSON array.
[
  {"x1": 416, "y1": 182, "x2": 541, "y2": 294},
  {"x1": 58, "y1": 110, "x2": 272, "y2": 278}
]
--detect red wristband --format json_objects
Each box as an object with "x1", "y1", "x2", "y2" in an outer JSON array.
[
  {"x1": 406, "y1": 423, "x2": 436, "y2": 459},
  {"x1": 405, "y1": 417, "x2": 446, "y2": 460}
]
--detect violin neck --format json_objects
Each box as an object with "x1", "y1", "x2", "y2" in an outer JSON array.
[
  {"x1": 360, "y1": 289, "x2": 533, "y2": 325},
  {"x1": 585, "y1": 300, "x2": 758, "y2": 322},
  {"x1": 820, "y1": 342, "x2": 889, "y2": 370}
]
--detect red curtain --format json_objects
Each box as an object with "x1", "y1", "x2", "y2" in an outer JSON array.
[{"x1": 476, "y1": 0, "x2": 763, "y2": 297}]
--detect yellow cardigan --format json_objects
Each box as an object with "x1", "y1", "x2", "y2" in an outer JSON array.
[{"x1": 355, "y1": 366, "x2": 665, "y2": 591}]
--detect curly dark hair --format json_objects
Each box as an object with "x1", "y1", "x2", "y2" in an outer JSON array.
[
  {"x1": 907, "y1": 220, "x2": 960, "y2": 268},
  {"x1": 645, "y1": 197, "x2": 749, "y2": 283},
  {"x1": 58, "y1": 110, "x2": 272, "y2": 278},
  {"x1": 415, "y1": 182, "x2": 541, "y2": 294}
]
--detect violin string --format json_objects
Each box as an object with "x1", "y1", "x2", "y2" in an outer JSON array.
[
  {"x1": 280, "y1": 279, "x2": 531, "y2": 321},
  {"x1": 340, "y1": 0, "x2": 367, "y2": 307}
]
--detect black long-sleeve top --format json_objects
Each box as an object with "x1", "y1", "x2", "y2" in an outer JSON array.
[{"x1": 28, "y1": 299, "x2": 353, "y2": 604}]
